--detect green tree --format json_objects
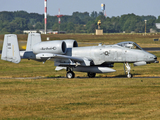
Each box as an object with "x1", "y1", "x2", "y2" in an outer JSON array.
[
  {"x1": 35, "y1": 22, "x2": 43, "y2": 30},
  {"x1": 95, "y1": 15, "x2": 106, "y2": 24},
  {"x1": 67, "y1": 22, "x2": 75, "y2": 33},
  {"x1": 52, "y1": 23, "x2": 59, "y2": 31},
  {"x1": 73, "y1": 12, "x2": 89, "y2": 20},
  {"x1": 0, "y1": 11, "x2": 14, "y2": 22},
  {"x1": 0, "y1": 11, "x2": 158, "y2": 34},
  {"x1": 86, "y1": 21, "x2": 96, "y2": 33},
  {"x1": 135, "y1": 21, "x2": 144, "y2": 33},
  {"x1": 156, "y1": 16, "x2": 160, "y2": 23},
  {"x1": 69, "y1": 16, "x2": 84, "y2": 24},
  {"x1": 28, "y1": 23, "x2": 34, "y2": 30},
  {"x1": 14, "y1": 30, "x2": 22, "y2": 34},
  {"x1": 91, "y1": 11, "x2": 98, "y2": 19},
  {"x1": 120, "y1": 14, "x2": 142, "y2": 32},
  {"x1": 59, "y1": 23, "x2": 68, "y2": 31},
  {"x1": 12, "y1": 17, "x2": 28, "y2": 30},
  {"x1": 147, "y1": 19, "x2": 156, "y2": 32}
]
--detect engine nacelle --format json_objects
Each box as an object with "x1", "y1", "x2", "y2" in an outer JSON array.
[
  {"x1": 33, "y1": 41, "x2": 67, "y2": 54},
  {"x1": 63, "y1": 40, "x2": 78, "y2": 48}
]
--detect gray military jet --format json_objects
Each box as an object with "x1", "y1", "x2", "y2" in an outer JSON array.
[{"x1": 1, "y1": 33, "x2": 159, "y2": 78}]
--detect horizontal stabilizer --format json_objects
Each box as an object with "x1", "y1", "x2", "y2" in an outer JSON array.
[{"x1": 1, "y1": 34, "x2": 21, "y2": 63}]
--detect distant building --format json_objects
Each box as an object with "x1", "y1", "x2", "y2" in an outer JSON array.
[
  {"x1": 23, "y1": 30, "x2": 37, "y2": 34},
  {"x1": 53, "y1": 31, "x2": 66, "y2": 34},
  {"x1": 95, "y1": 29, "x2": 103, "y2": 35},
  {"x1": 150, "y1": 28, "x2": 157, "y2": 33},
  {"x1": 155, "y1": 23, "x2": 160, "y2": 29},
  {"x1": 23, "y1": 29, "x2": 66, "y2": 34},
  {"x1": 23, "y1": 29, "x2": 52, "y2": 34}
]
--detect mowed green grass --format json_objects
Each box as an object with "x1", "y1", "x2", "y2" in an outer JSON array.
[
  {"x1": 0, "y1": 78, "x2": 160, "y2": 119},
  {"x1": 0, "y1": 33, "x2": 160, "y2": 49}
]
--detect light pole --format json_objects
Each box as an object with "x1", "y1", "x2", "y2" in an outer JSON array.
[{"x1": 144, "y1": 20, "x2": 147, "y2": 35}]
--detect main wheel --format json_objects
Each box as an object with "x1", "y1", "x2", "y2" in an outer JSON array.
[
  {"x1": 87, "y1": 72, "x2": 96, "y2": 78},
  {"x1": 66, "y1": 71, "x2": 75, "y2": 79},
  {"x1": 127, "y1": 73, "x2": 133, "y2": 78}
]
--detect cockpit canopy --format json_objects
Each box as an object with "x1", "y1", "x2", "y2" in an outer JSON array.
[{"x1": 117, "y1": 41, "x2": 143, "y2": 50}]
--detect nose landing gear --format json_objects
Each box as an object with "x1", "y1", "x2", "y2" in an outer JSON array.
[{"x1": 124, "y1": 63, "x2": 133, "y2": 78}]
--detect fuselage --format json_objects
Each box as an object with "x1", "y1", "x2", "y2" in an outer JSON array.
[
  {"x1": 20, "y1": 40, "x2": 158, "y2": 67},
  {"x1": 66, "y1": 44, "x2": 157, "y2": 65}
]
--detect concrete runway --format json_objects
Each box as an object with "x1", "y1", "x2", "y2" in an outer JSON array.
[
  {"x1": 143, "y1": 48, "x2": 160, "y2": 51},
  {"x1": 0, "y1": 76, "x2": 160, "y2": 79}
]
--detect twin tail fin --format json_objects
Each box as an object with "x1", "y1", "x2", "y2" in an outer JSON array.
[{"x1": 1, "y1": 34, "x2": 21, "y2": 63}]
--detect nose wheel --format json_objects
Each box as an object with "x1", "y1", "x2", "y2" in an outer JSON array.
[
  {"x1": 124, "y1": 63, "x2": 133, "y2": 78},
  {"x1": 127, "y1": 73, "x2": 133, "y2": 78}
]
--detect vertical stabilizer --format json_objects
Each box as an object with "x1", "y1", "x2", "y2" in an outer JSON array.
[
  {"x1": 1, "y1": 34, "x2": 21, "y2": 63},
  {"x1": 26, "y1": 33, "x2": 41, "y2": 51}
]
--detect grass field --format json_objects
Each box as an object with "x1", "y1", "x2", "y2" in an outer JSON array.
[
  {"x1": 0, "y1": 78, "x2": 160, "y2": 119},
  {"x1": 0, "y1": 33, "x2": 160, "y2": 49},
  {"x1": 0, "y1": 52, "x2": 160, "y2": 119},
  {"x1": 0, "y1": 34, "x2": 160, "y2": 119}
]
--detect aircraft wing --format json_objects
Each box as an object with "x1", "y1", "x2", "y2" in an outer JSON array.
[
  {"x1": 36, "y1": 53, "x2": 92, "y2": 66},
  {"x1": 53, "y1": 54, "x2": 84, "y2": 62}
]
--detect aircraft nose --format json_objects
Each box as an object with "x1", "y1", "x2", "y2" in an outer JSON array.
[
  {"x1": 150, "y1": 54, "x2": 159, "y2": 63},
  {"x1": 154, "y1": 57, "x2": 157, "y2": 60},
  {"x1": 147, "y1": 53, "x2": 158, "y2": 63},
  {"x1": 154, "y1": 56, "x2": 159, "y2": 63}
]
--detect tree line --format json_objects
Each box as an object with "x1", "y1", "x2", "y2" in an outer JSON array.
[{"x1": 0, "y1": 10, "x2": 160, "y2": 34}]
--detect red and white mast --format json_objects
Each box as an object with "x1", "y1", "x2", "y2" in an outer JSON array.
[
  {"x1": 56, "y1": 9, "x2": 63, "y2": 24},
  {"x1": 56, "y1": 9, "x2": 63, "y2": 32},
  {"x1": 58, "y1": 9, "x2": 61, "y2": 24},
  {"x1": 44, "y1": 0, "x2": 47, "y2": 34}
]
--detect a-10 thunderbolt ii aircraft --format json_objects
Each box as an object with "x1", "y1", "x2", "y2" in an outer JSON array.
[{"x1": 1, "y1": 33, "x2": 159, "y2": 78}]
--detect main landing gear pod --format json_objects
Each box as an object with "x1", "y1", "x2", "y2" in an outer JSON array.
[{"x1": 66, "y1": 66, "x2": 116, "y2": 79}]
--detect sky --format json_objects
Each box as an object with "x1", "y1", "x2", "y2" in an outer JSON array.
[{"x1": 0, "y1": 0, "x2": 160, "y2": 18}]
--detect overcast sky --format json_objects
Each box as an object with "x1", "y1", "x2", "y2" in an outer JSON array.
[{"x1": 0, "y1": 0, "x2": 160, "y2": 18}]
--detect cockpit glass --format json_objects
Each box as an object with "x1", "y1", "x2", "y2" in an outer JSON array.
[{"x1": 117, "y1": 42, "x2": 143, "y2": 50}]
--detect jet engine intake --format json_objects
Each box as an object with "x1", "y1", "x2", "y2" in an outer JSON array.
[
  {"x1": 33, "y1": 41, "x2": 67, "y2": 54},
  {"x1": 63, "y1": 40, "x2": 78, "y2": 48}
]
